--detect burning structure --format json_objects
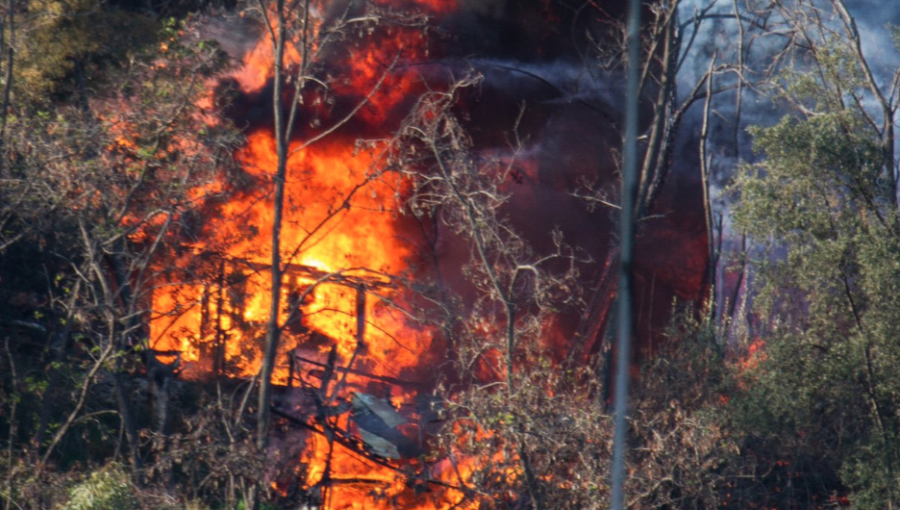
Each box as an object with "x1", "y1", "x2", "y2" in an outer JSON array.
[
  {"x1": 142, "y1": 0, "x2": 708, "y2": 508},
  {"x1": 5, "y1": 0, "x2": 900, "y2": 508},
  {"x1": 0, "y1": 0, "x2": 712, "y2": 509},
  {"x1": 146, "y1": 0, "x2": 708, "y2": 507}
]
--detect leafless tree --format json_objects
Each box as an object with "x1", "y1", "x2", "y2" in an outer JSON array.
[
  {"x1": 0, "y1": 30, "x2": 239, "y2": 475},
  {"x1": 390, "y1": 73, "x2": 593, "y2": 509}
]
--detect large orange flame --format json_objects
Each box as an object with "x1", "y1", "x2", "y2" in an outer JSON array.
[
  {"x1": 148, "y1": 2, "x2": 482, "y2": 509},
  {"x1": 151, "y1": 131, "x2": 428, "y2": 379}
]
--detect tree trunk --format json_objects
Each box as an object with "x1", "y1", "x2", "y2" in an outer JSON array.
[{"x1": 256, "y1": 0, "x2": 289, "y2": 452}]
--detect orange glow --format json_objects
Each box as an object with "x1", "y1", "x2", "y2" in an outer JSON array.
[
  {"x1": 143, "y1": 2, "x2": 503, "y2": 509},
  {"x1": 732, "y1": 337, "x2": 767, "y2": 392},
  {"x1": 739, "y1": 337, "x2": 767, "y2": 372},
  {"x1": 150, "y1": 0, "x2": 454, "y2": 382},
  {"x1": 298, "y1": 431, "x2": 477, "y2": 510},
  {"x1": 150, "y1": 131, "x2": 429, "y2": 383}
]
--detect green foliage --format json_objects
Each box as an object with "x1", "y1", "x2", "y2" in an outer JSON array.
[
  {"x1": 442, "y1": 306, "x2": 741, "y2": 510},
  {"x1": 0, "y1": 4, "x2": 241, "y2": 506},
  {"x1": 730, "y1": 39, "x2": 900, "y2": 508},
  {"x1": 62, "y1": 464, "x2": 137, "y2": 510},
  {"x1": 630, "y1": 307, "x2": 739, "y2": 509},
  {"x1": 16, "y1": 0, "x2": 159, "y2": 103}
]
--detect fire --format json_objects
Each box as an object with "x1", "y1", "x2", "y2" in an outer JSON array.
[
  {"x1": 150, "y1": 130, "x2": 428, "y2": 382},
  {"x1": 149, "y1": 0, "x2": 457, "y2": 381},
  {"x1": 738, "y1": 337, "x2": 767, "y2": 373},
  {"x1": 146, "y1": 2, "x2": 485, "y2": 509}
]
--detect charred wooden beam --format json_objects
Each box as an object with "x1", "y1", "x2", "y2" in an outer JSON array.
[
  {"x1": 294, "y1": 354, "x2": 430, "y2": 389},
  {"x1": 238, "y1": 259, "x2": 394, "y2": 290},
  {"x1": 356, "y1": 283, "x2": 366, "y2": 348},
  {"x1": 271, "y1": 407, "x2": 392, "y2": 466}
]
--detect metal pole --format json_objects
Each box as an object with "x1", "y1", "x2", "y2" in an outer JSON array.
[{"x1": 610, "y1": 0, "x2": 641, "y2": 507}]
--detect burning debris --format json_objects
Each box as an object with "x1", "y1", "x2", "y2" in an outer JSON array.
[
  {"x1": 138, "y1": 0, "x2": 710, "y2": 507},
  {"x1": 350, "y1": 392, "x2": 419, "y2": 459}
]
